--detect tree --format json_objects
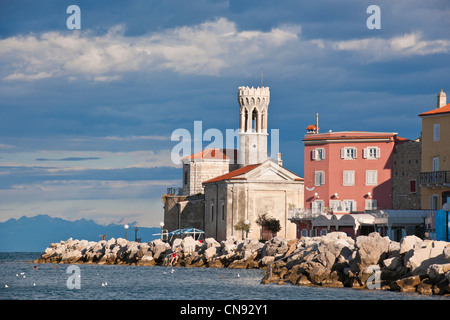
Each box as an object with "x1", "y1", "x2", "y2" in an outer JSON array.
[
  {"x1": 234, "y1": 219, "x2": 251, "y2": 239},
  {"x1": 264, "y1": 218, "x2": 281, "y2": 238},
  {"x1": 256, "y1": 214, "x2": 281, "y2": 240}
]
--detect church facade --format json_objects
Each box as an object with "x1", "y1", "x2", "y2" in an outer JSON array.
[{"x1": 163, "y1": 85, "x2": 304, "y2": 241}]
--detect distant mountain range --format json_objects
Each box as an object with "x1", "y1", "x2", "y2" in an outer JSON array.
[{"x1": 0, "y1": 214, "x2": 161, "y2": 252}]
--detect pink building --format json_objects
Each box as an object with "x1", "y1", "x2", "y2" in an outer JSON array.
[
  {"x1": 290, "y1": 130, "x2": 403, "y2": 239},
  {"x1": 302, "y1": 131, "x2": 398, "y2": 214}
]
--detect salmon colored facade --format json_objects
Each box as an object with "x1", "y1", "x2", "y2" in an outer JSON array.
[{"x1": 302, "y1": 131, "x2": 398, "y2": 214}]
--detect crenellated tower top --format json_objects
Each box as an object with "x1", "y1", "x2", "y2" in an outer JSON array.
[{"x1": 237, "y1": 86, "x2": 270, "y2": 133}]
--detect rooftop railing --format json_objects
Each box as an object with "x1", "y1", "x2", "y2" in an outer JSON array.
[
  {"x1": 288, "y1": 208, "x2": 329, "y2": 220},
  {"x1": 166, "y1": 187, "x2": 183, "y2": 196}
]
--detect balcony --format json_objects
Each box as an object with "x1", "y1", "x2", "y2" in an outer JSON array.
[
  {"x1": 420, "y1": 171, "x2": 450, "y2": 187},
  {"x1": 166, "y1": 187, "x2": 183, "y2": 196},
  {"x1": 288, "y1": 208, "x2": 331, "y2": 220}
]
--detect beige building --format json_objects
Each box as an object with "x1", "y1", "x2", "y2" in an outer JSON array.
[
  {"x1": 182, "y1": 149, "x2": 238, "y2": 196},
  {"x1": 203, "y1": 160, "x2": 303, "y2": 241},
  {"x1": 163, "y1": 85, "x2": 304, "y2": 241},
  {"x1": 419, "y1": 89, "x2": 450, "y2": 209}
]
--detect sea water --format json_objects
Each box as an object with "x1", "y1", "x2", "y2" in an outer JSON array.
[{"x1": 0, "y1": 252, "x2": 446, "y2": 300}]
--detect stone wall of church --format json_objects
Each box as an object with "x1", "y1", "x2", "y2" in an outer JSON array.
[
  {"x1": 163, "y1": 195, "x2": 205, "y2": 232},
  {"x1": 204, "y1": 181, "x2": 304, "y2": 241},
  {"x1": 182, "y1": 161, "x2": 230, "y2": 196}
]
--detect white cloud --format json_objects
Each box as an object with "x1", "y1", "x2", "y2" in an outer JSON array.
[
  {"x1": 0, "y1": 18, "x2": 300, "y2": 81},
  {"x1": 332, "y1": 32, "x2": 450, "y2": 61},
  {"x1": 5, "y1": 71, "x2": 52, "y2": 81}
]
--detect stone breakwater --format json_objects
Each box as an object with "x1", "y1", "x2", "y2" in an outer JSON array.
[{"x1": 34, "y1": 232, "x2": 450, "y2": 296}]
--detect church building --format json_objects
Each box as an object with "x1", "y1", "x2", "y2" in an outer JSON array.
[{"x1": 163, "y1": 85, "x2": 304, "y2": 241}]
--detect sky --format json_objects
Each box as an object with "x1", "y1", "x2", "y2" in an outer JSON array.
[{"x1": 0, "y1": 0, "x2": 449, "y2": 227}]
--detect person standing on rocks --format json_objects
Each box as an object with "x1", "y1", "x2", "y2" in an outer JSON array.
[{"x1": 170, "y1": 246, "x2": 181, "y2": 266}]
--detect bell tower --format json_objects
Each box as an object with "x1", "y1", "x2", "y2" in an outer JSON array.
[{"x1": 237, "y1": 86, "x2": 270, "y2": 167}]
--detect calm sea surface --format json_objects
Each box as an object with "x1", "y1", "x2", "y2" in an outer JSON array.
[{"x1": 0, "y1": 252, "x2": 447, "y2": 300}]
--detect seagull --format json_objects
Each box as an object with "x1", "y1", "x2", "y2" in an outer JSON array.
[
  {"x1": 23, "y1": 275, "x2": 26, "y2": 278},
  {"x1": 20, "y1": 272, "x2": 24, "y2": 275},
  {"x1": 102, "y1": 283, "x2": 105, "y2": 287},
  {"x1": 15, "y1": 274, "x2": 18, "y2": 277},
  {"x1": 163, "y1": 271, "x2": 167, "y2": 275},
  {"x1": 237, "y1": 273, "x2": 240, "y2": 278},
  {"x1": 4, "y1": 284, "x2": 8, "y2": 288},
  {"x1": 171, "y1": 269, "x2": 175, "y2": 273},
  {"x1": 33, "y1": 283, "x2": 36, "y2": 286}
]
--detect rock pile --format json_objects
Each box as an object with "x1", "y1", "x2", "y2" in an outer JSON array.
[
  {"x1": 262, "y1": 232, "x2": 450, "y2": 296},
  {"x1": 34, "y1": 232, "x2": 450, "y2": 296}
]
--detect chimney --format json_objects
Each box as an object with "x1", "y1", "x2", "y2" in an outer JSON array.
[
  {"x1": 316, "y1": 113, "x2": 319, "y2": 134},
  {"x1": 277, "y1": 153, "x2": 283, "y2": 166},
  {"x1": 437, "y1": 89, "x2": 447, "y2": 108}
]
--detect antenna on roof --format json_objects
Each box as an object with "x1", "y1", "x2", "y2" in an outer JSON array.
[{"x1": 316, "y1": 113, "x2": 319, "y2": 134}]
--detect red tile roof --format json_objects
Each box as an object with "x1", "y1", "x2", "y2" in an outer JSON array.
[
  {"x1": 181, "y1": 148, "x2": 237, "y2": 161},
  {"x1": 303, "y1": 131, "x2": 397, "y2": 142},
  {"x1": 202, "y1": 164, "x2": 261, "y2": 184},
  {"x1": 394, "y1": 136, "x2": 411, "y2": 144},
  {"x1": 419, "y1": 103, "x2": 450, "y2": 117}
]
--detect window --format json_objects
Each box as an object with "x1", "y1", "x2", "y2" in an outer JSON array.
[
  {"x1": 210, "y1": 202, "x2": 214, "y2": 221},
  {"x1": 300, "y1": 229, "x2": 309, "y2": 237},
  {"x1": 430, "y1": 195, "x2": 439, "y2": 210},
  {"x1": 365, "y1": 199, "x2": 377, "y2": 210},
  {"x1": 329, "y1": 200, "x2": 343, "y2": 212},
  {"x1": 312, "y1": 200, "x2": 325, "y2": 213},
  {"x1": 343, "y1": 200, "x2": 356, "y2": 212},
  {"x1": 320, "y1": 229, "x2": 328, "y2": 236},
  {"x1": 343, "y1": 170, "x2": 355, "y2": 186},
  {"x1": 314, "y1": 171, "x2": 325, "y2": 186},
  {"x1": 363, "y1": 147, "x2": 380, "y2": 159},
  {"x1": 184, "y1": 170, "x2": 188, "y2": 185},
  {"x1": 312, "y1": 148, "x2": 326, "y2": 161},
  {"x1": 220, "y1": 201, "x2": 225, "y2": 221},
  {"x1": 409, "y1": 180, "x2": 417, "y2": 193},
  {"x1": 433, "y1": 124, "x2": 440, "y2": 141},
  {"x1": 341, "y1": 147, "x2": 357, "y2": 160},
  {"x1": 432, "y1": 157, "x2": 439, "y2": 172},
  {"x1": 366, "y1": 170, "x2": 378, "y2": 186}
]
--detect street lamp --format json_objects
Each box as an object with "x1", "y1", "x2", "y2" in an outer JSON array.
[
  {"x1": 244, "y1": 219, "x2": 250, "y2": 239},
  {"x1": 124, "y1": 224, "x2": 129, "y2": 240},
  {"x1": 134, "y1": 227, "x2": 139, "y2": 242},
  {"x1": 443, "y1": 203, "x2": 450, "y2": 242},
  {"x1": 160, "y1": 222, "x2": 165, "y2": 240}
]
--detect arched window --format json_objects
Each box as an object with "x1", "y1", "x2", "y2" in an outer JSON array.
[
  {"x1": 244, "y1": 109, "x2": 249, "y2": 132},
  {"x1": 261, "y1": 108, "x2": 267, "y2": 132},
  {"x1": 252, "y1": 109, "x2": 258, "y2": 132}
]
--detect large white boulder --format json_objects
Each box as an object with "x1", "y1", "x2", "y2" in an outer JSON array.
[
  {"x1": 204, "y1": 246, "x2": 217, "y2": 260},
  {"x1": 406, "y1": 240, "x2": 449, "y2": 275},
  {"x1": 399, "y1": 235, "x2": 423, "y2": 254}
]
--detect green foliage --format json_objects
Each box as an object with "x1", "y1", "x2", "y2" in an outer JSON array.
[
  {"x1": 256, "y1": 213, "x2": 281, "y2": 236},
  {"x1": 234, "y1": 219, "x2": 251, "y2": 232}
]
